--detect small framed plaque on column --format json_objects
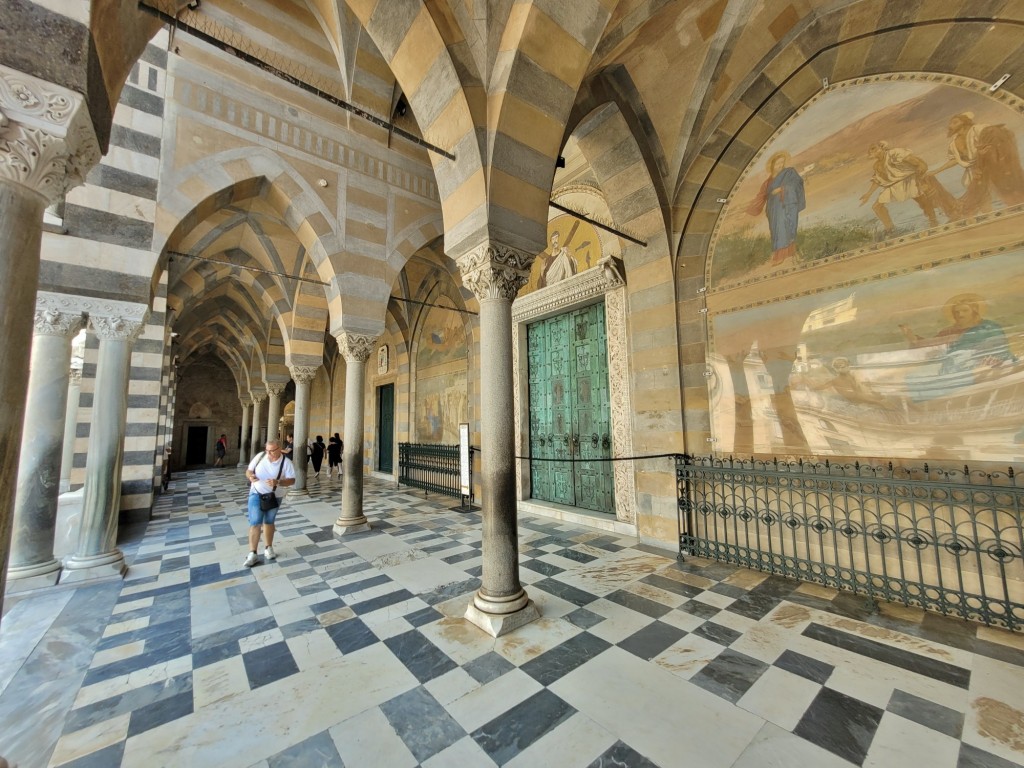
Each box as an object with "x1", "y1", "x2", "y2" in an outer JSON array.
[{"x1": 377, "y1": 344, "x2": 389, "y2": 375}]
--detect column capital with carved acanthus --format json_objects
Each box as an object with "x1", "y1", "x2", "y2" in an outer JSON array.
[
  {"x1": 335, "y1": 333, "x2": 378, "y2": 364},
  {"x1": 0, "y1": 65, "x2": 101, "y2": 203},
  {"x1": 88, "y1": 315, "x2": 146, "y2": 342},
  {"x1": 455, "y1": 241, "x2": 535, "y2": 302},
  {"x1": 289, "y1": 365, "x2": 319, "y2": 384},
  {"x1": 264, "y1": 382, "x2": 287, "y2": 397},
  {"x1": 34, "y1": 306, "x2": 85, "y2": 338},
  {"x1": 69, "y1": 368, "x2": 83, "y2": 385},
  {"x1": 239, "y1": 395, "x2": 253, "y2": 408},
  {"x1": 250, "y1": 391, "x2": 267, "y2": 405}
]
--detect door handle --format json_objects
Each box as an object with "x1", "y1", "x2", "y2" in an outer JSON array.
[
  {"x1": 570, "y1": 434, "x2": 579, "y2": 452},
  {"x1": 602, "y1": 433, "x2": 611, "y2": 450},
  {"x1": 591, "y1": 432, "x2": 599, "y2": 447}
]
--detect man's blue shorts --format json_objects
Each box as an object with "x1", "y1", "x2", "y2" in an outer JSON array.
[{"x1": 247, "y1": 492, "x2": 279, "y2": 526}]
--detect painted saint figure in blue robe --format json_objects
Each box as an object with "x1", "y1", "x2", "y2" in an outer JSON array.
[
  {"x1": 747, "y1": 151, "x2": 806, "y2": 266},
  {"x1": 901, "y1": 293, "x2": 1017, "y2": 400}
]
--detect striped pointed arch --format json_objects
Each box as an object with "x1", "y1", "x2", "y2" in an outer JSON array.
[
  {"x1": 479, "y1": 0, "x2": 616, "y2": 253},
  {"x1": 288, "y1": 257, "x2": 330, "y2": 368},
  {"x1": 342, "y1": 0, "x2": 486, "y2": 257},
  {"x1": 388, "y1": 205, "x2": 444, "y2": 278},
  {"x1": 154, "y1": 147, "x2": 343, "y2": 291},
  {"x1": 178, "y1": 330, "x2": 252, "y2": 397},
  {"x1": 265, "y1": 323, "x2": 291, "y2": 386}
]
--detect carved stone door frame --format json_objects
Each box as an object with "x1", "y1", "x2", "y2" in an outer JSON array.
[{"x1": 512, "y1": 260, "x2": 637, "y2": 526}]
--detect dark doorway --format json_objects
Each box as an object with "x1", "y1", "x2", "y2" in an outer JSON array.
[
  {"x1": 377, "y1": 383, "x2": 395, "y2": 473},
  {"x1": 186, "y1": 425, "x2": 209, "y2": 465}
]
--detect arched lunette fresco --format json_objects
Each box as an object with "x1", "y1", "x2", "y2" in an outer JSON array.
[{"x1": 706, "y1": 75, "x2": 1024, "y2": 462}]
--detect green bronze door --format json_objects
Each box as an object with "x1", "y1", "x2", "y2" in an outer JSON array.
[{"x1": 527, "y1": 302, "x2": 614, "y2": 513}]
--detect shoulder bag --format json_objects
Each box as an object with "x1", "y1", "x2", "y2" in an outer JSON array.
[{"x1": 254, "y1": 453, "x2": 285, "y2": 512}]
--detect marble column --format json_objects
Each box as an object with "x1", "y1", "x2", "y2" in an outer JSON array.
[
  {"x1": 333, "y1": 333, "x2": 377, "y2": 535},
  {"x1": 289, "y1": 366, "x2": 318, "y2": 493},
  {"x1": 7, "y1": 305, "x2": 84, "y2": 588},
  {"x1": 0, "y1": 65, "x2": 100, "y2": 614},
  {"x1": 456, "y1": 243, "x2": 540, "y2": 636},
  {"x1": 250, "y1": 392, "x2": 266, "y2": 458},
  {"x1": 59, "y1": 367, "x2": 82, "y2": 494},
  {"x1": 265, "y1": 382, "x2": 285, "y2": 444},
  {"x1": 61, "y1": 314, "x2": 146, "y2": 584},
  {"x1": 237, "y1": 396, "x2": 252, "y2": 467}
]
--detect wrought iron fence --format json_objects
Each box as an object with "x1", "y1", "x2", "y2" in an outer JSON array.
[
  {"x1": 398, "y1": 442, "x2": 474, "y2": 504},
  {"x1": 676, "y1": 455, "x2": 1024, "y2": 631}
]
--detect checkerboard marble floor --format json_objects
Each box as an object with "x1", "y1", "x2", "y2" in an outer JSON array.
[{"x1": 2, "y1": 469, "x2": 1024, "y2": 768}]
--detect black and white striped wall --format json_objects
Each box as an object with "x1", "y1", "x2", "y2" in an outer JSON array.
[{"x1": 41, "y1": 32, "x2": 171, "y2": 523}]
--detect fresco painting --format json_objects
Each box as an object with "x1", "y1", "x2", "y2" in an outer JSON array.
[
  {"x1": 522, "y1": 214, "x2": 603, "y2": 294},
  {"x1": 415, "y1": 303, "x2": 468, "y2": 443},
  {"x1": 706, "y1": 77, "x2": 1024, "y2": 463},
  {"x1": 710, "y1": 78, "x2": 1024, "y2": 288},
  {"x1": 708, "y1": 249, "x2": 1024, "y2": 462}
]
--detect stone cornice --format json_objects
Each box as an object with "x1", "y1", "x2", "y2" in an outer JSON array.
[
  {"x1": 0, "y1": 65, "x2": 100, "y2": 202},
  {"x1": 264, "y1": 382, "x2": 287, "y2": 397},
  {"x1": 36, "y1": 291, "x2": 150, "y2": 325},
  {"x1": 512, "y1": 258, "x2": 626, "y2": 323},
  {"x1": 89, "y1": 315, "x2": 146, "y2": 342},
  {"x1": 34, "y1": 307, "x2": 85, "y2": 338},
  {"x1": 456, "y1": 242, "x2": 535, "y2": 302},
  {"x1": 336, "y1": 332, "x2": 378, "y2": 363},
  {"x1": 289, "y1": 365, "x2": 319, "y2": 384}
]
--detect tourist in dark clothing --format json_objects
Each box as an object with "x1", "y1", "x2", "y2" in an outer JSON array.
[
  {"x1": 311, "y1": 435, "x2": 326, "y2": 477},
  {"x1": 327, "y1": 433, "x2": 342, "y2": 478}
]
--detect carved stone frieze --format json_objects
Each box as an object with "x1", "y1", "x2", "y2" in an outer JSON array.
[
  {"x1": 456, "y1": 242, "x2": 535, "y2": 302},
  {"x1": 36, "y1": 291, "x2": 149, "y2": 325},
  {"x1": 0, "y1": 65, "x2": 100, "y2": 202},
  {"x1": 512, "y1": 257, "x2": 625, "y2": 323},
  {"x1": 88, "y1": 315, "x2": 146, "y2": 342},
  {"x1": 264, "y1": 382, "x2": 287, "y2": 397},
  {"x1": 34, "y1": 307, "x2": 84, "y2": 338},
  {"x1": 289, "y1": 365, "x2": 319, "y2": 384},
  {"x1": 336, "y1": 332, "x2": 379, "y2": 363}
]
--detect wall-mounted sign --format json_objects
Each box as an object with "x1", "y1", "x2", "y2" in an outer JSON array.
[{"x1": 377, "y1": 344, "x2": 389, "y2": 375}]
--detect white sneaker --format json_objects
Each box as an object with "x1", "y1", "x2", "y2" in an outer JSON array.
[
  {"x1": 263, "y1": 545, "x2": 277, "y2": 561},
  {"x1": 244, "y1": 551, "x2": 258, "y2": 568}
]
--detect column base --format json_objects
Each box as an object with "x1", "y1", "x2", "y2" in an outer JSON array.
[
  {"x1": 5, "y1": 559, "x2": 61, "y2": 593},
  {"x1": 465, "y1": 597, "x2": 540, "y2": 638},
  {"x1": 333, "y1": 516, "x2": 370, "y2": 536},
  {"x1": 59, "y1": 550, "x2": 127, "y2": 585},
  {"x1": 464, "y1": 588, "x2": 540, "y2": 637}
]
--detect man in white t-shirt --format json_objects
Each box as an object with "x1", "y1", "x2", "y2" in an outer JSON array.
[{"x1": 243, "y1": 440, "x2": 296, "y2": 567}]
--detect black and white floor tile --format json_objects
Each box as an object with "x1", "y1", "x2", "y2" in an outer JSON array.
[{"x1": 1, "y1": 469, "x2": 1023, "y2": 767}]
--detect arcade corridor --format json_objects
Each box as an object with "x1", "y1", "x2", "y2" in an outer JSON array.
[{"x1": 1, "y1": 472, "x2": 1022, "y2": 768}]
